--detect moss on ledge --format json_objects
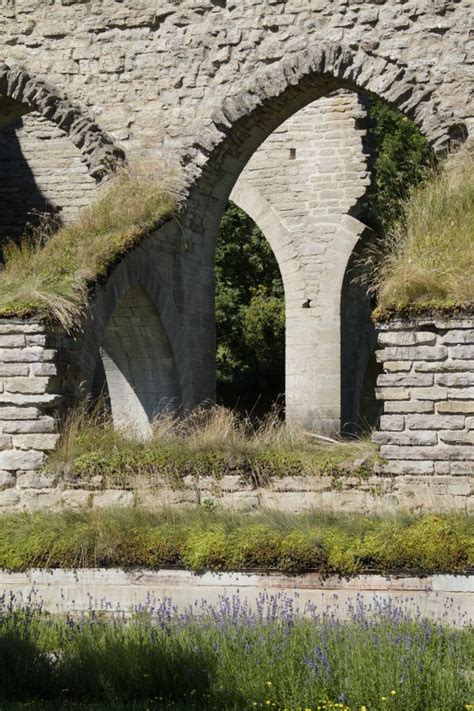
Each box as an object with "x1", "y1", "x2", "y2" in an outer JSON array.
[{"x1": 372, "y1": 301, "x2": 474, "y2": 324}]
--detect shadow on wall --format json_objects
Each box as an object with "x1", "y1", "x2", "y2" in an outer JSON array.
[
  {"x1": 93, "y1": 284, "x2": 181, "y2": 439},
  {"x1": 0, "y1": 117, "x2": 58, "y2": 247},
  {"x1": 340, "y1": 236, "x2": 382, "y2": 435}
]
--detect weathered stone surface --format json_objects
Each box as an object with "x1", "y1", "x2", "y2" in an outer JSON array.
[
  {"x1": 380, "y1": 445, "x2": 474, "y2": 461},
  {"x1": 382, "y1": 460, "x2": 434, "y2": 475},
  {"x1": 415, "y1": 360, "x2": 474, "y2": 373},
  {"x1": 406, "y1": 415, "x2": 465, "y2": 430},
  {"x1": 4, "y1": 378, "x2": 50, "y2": 395},
  {"x1": 377, "y1": 373, "x2": 433, "y2": 387},
  {"x1": 16, "y1": 471, "x2": 57, "y2": 489},
  {"x1": 438, "y1": 431, "x2": 474, "y2": 446},
  {"x1": 0, "y1": 449, "x2": 45, "y2": 471},
  {"x1": 0, "y1": 335, "x2": 25, "y2": 348},
  {"x1": 378, "y1": 332, "x2": 436, "y2": 347},
  {"x1": 0, "y1": 489, "x2": 20, "y2": 507},
  {"x1": 0, "y1": 470, "x2": 15, "y2": 489},
  {"x1": 383, "y1": 361, "x2": 412, "y2": 372},
  {"x1": 0, "y1": 406, "x2": 41, "y2": 420},
  {"x1": 61, "y1": 490, "x2": 92, "y2": 508},
  {"x1": 12, "y1": 434, "x2": 60, "y2": 451},
  {"x1": 0, "y1": 364, "x2": 29, "y2": 377},
  {"x1": 437, "y1": 373, "x2": 474, "y2": 387},
  {"x1": 385, "y1": 401, "x2": 434, "y2": 414},
  {"x1": 93, "y1": 490, "x2": 136, "y2": 509},
  {"x1": 442, "y1": 330, "x2": 474, "y2": 344},
  {"x1": 379, "y1": 415, "x2": 404, "y2": 432},
  {"x1": 373, "y1": 431, "x2": 437, "y2": 446},
  {"x1": 377, "y1": 346, "x2": 448, "y2": 362},
  {"x1": 437, "y1": 401, "x2": 474, "y2": 414},
  {"x1": 449, "y1": 346, "x2": 474, "y2": 360},
  {"x1": 375, "y1": 387, "x2": 410, "y2": 401},
  {"x1": 1, "y1": 418, "x2": 56, "y2": 434}
]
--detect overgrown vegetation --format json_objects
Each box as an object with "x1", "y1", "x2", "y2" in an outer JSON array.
[
  {"x1": 370, "y1": 146, "x2": 474, "y2": 314},
  {"x1": 0, "y1": 172, "x2": 175, "y2": 328},
  {"x1": 48, "y1": 405, "x2": 377, "y2": 484},
  {"x1": 0, "y1": 593, "x2": 472, "y2": 709},
  {"x1": 0, "y1": 507, "x2": 471, "y2": 575}
]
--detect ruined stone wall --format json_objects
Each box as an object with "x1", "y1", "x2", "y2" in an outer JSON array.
[
  {"x1": 373, "y1": 318, "x2": 474, "y2": 479},
  {"x1": 231, "y1": 90, "x2": 371, "y2": 431},
  {"x1": 0, "y1": 111, "x2": 98, "y2": 240},
  {"x1": 1, "y1": 0, "x2": 472, "y2": 165}
]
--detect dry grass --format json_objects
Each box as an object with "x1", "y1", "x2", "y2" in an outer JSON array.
[
  {"x1": 0, "y1": 170, "x2": 176, "y2": 329},
  {"x1": 49, "y1": 403, "x2": 377, "y2": 482},
  {"x1": 368, "y1": 146, "x2": 474, "y2": 311}
]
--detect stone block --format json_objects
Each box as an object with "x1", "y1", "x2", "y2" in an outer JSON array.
[
  {"x1": 373, "y1": 431, "x2": 437, "y2": 446},
  {"x1": 12, "y1": 434, "x2": 60, "y2": 451},
  {"x1": 466, "y1": 417, "x2": 474, "y2": 430},
  {"x1": 0, "y1": 489, "x2": 20, "y2": 507},
  {"x1": 1, "y1": 418, "x2": 56, "y2": 434},
  {"x1": 0, "y1": 364, "x2": 29, "y2": 377},
  {"x1": 380, "y1": 445, "x2": 474, "y2": 461},
  {"x1": 385, "y1": 401, "x2": 434, "y2": 414},
  {"x1": 382, "y1": 460, "x2": 434, "y2": 475},
  {"x1": 0, "y1": 449, "x2": 45, "y2": 471},
  {"x1": 442, "y1": 330, "x2": 474, "y2": 344},
  {"x1": 377, "y1": 373, "x2": 433, "y2": 387},
  {"x1": 378, "y1": 331, "x2": 437, "y2": 346},
  {"x1": 0, "y1": 335, "x2": 26, "y2": 348},
  {"x1": 406, "y1": 415, "x2": 465, "y2": 430},
  {"x1": 16, "y1": 471, "x2": 57, "y2": 489},
  {"x1": 377, "y1": 346, "x2": 447, "y2": 362},
  {"x1": 0, "y1": 347, "x2": 47, "y2": 363},
  {"x1": 376, "y1": 387, "x2": 410, "y2": 401},
  {"x1": 0, "y1": 406, "x2": 40, "y2": 419},
  {"x1": 383, "y1": 361, "x2": 412, "y2": 372},
  {"x1": 0, "y1": 435, "x2": 12, "y2": 450},
  {"x1": 0, "y1": 393, "x2": 60, "y2": 407},
  {"x1": 449, "y1": 345, "x2": 474, "y2": 360},
  {"x1": 411, "y1": 386, "x2": 448, "y2": 400},
  {"x1": 93, "y1": 490, "x2": 136, "y2": 508},
  {"x1": 436, "y1": 373, "x2": 474, "y2": 388},
  {"x1": 20, "y1": 490, "x2": 62, "y2": 513},
  {"x1": 415, "y1": 359, "x2": 474, "y2": 372},
  {"x1": 379, "y1": 415, "x2": 404, "y2": 431},
  {"x1": 0, "y1": 470, "x2": 15, "y2": 489},
  {"x1": 437, "y1": 401, "x2": 474, "y2": 414},
  {"x1": 4, "y1": 377, "x2": 50, "y2": 395},
  {"x1": 449, "y1": 461, "x2": 474, "y2": 475},
  {"x1": 438, "y1": 430, "x2": 474, "y2": 445},
  {"x1": 61, "y1": 490, "x2": 93, "y2": 509},
  {"x1": 447, "y1": 387, "x2": 474, "y2": 400},
  {"x1": 30, "y1": 362, "x2": 58, "y2": 377},
  {"x1": 0, "y1": 323, "x2": 44, "y2": 334}
]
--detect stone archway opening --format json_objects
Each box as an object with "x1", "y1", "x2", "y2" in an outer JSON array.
[
  {"x1": 215, "y1": 201, "x2": 285, "y2": 417},
  {"x1": 97, "y1": 284, "x2": 181, "y2": 439},
  {"x1": 178, "y1": 44, "x2": 461, "y2": 436}
]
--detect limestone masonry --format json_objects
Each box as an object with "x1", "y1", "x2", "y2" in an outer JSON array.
[{"x1": 0, "y1": 1, "x2": 472, "y2": 510}]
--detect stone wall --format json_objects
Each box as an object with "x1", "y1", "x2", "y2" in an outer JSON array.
[
  {"x1": 231, "y1": 90, "x2": 373, "y2": 432},
  {"x1": 0, "y1": 320, "x2": 62, "y2": 509},
  {"x1": 373, "y1": 318, "x2": 474, "y2": 480}
]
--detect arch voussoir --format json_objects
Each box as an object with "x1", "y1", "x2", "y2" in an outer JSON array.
[{"x1": 0, "y1": 63, "x2": 125, "y2": 179}]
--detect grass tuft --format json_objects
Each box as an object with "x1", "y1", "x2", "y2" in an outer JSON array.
[
  {"x1": 48, "y1": 404, "x2": 378, "y2": 484},
  {"x1": 366, "y1": 146, "x2": 474, "y2": 312},
  {"x1": 0, "y1": 171, "x2": 176, "y2": 329}
]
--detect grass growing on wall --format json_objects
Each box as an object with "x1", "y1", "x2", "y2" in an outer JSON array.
[
  {"x1": 49, "y1": 405, "x2": 378, "y2": 483},
  {"x1": 0, "y1": 507, "x2": 471, "y2": 575},
  {"x1": 0, "y1": 172, "x2": 175, "y2": 328},
  {"x1": 370, "y1": 146, "x2": 474, "y2": 316}
]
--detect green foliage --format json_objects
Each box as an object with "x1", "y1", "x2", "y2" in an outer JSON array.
[
  {"x1": 0, "y1": 597, "x2": 472, "y2": 710},
  {"x1": 0, "y1": 172, "x2": 175, "y2": 328},
  {"x1": 49, "y1": 405, "x2": 376, "y2": 485},
  {"x1": 371, "y1": 147, "x2": 474, "y2": 309},
  {"x1": 363, "y1": 99, "x2": 434, "y2": 229},
  {"x1": 0, "y1": 508, "x2": 471, "y2": 576},
  {"x1": 215, "y1": 203, "x2": 284, "y2": 404}
]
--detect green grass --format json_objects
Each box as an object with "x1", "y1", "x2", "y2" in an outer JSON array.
[
  {"x1": 369, "y1": 146, "x2": 474, "y2": 315},
  {"x1": 49, "y1": 405, "x2": 378, "y2": 485},
  {"x1": 0, "y1": 597, "x2": 472, "y2": 709},
  {"x1": 0, "y1": 507, "x2": 471, "y2": 576},
  {"x1": 0, "y1": 172, "x2": 175, "y2": 328}
]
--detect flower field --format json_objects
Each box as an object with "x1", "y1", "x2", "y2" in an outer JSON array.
[{"x1": 0, "y1": 592, "x2": 472, "y2": 710}]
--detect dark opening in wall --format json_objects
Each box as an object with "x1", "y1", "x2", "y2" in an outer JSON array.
[{"x1": 215, "y1": 202, "x2": 285, "y2": 417}]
